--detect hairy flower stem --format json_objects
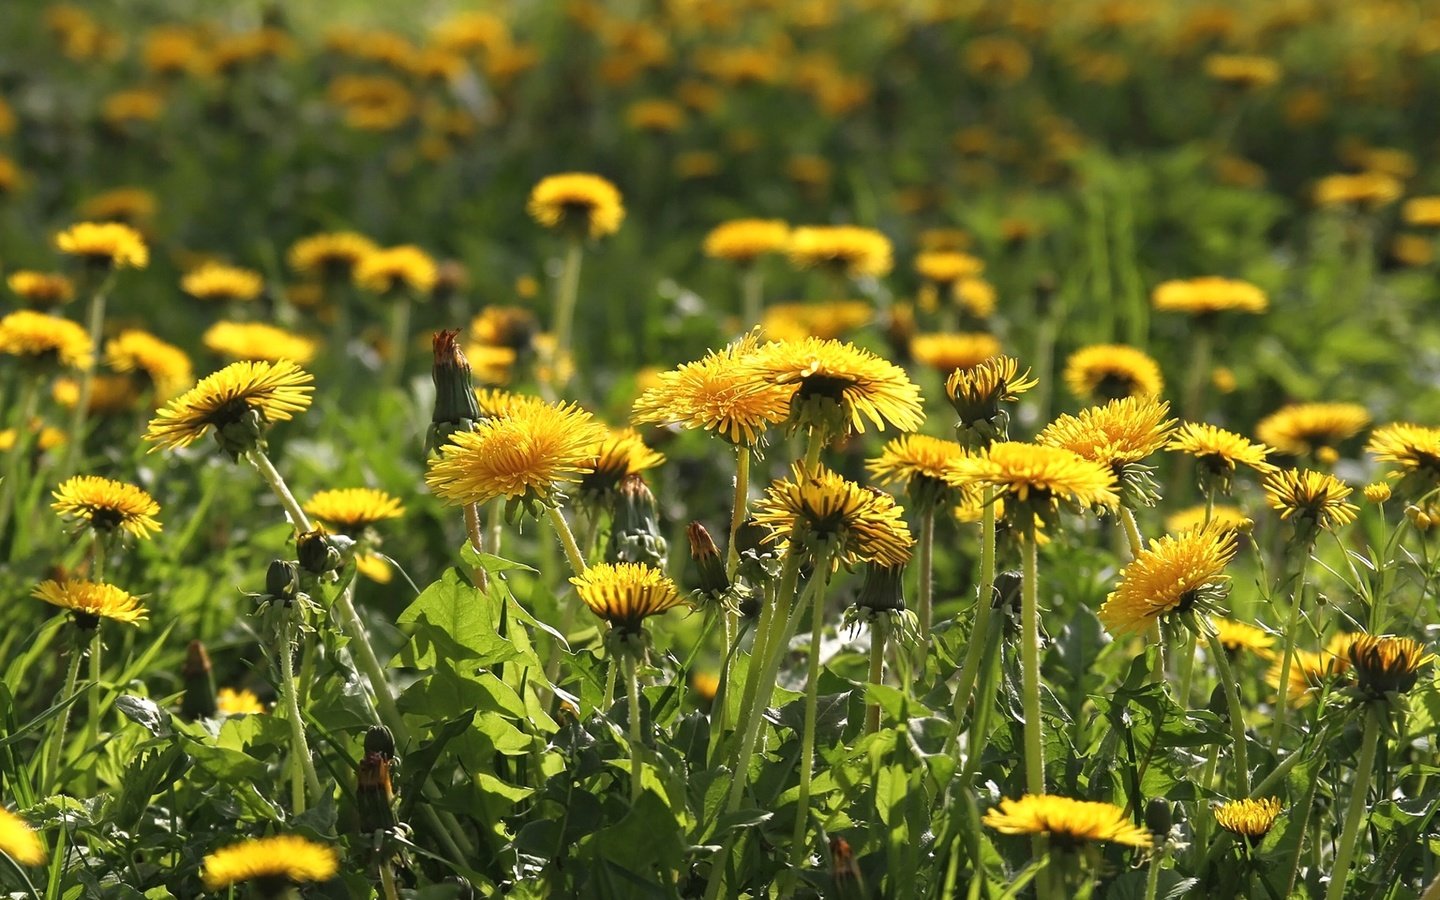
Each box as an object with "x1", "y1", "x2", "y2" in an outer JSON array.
[
  {"x1": 279, "y1": 608, "x2": 321, "y2": 812},
  {"x1": 1269, "y1": 552, "x2": 1311, "y2": 753},
  {"x1": 545, "y1": 506, "x2": 588, "y2": 577},
  {"x1": 1194, "y1": 617, "x2": 1250, "y2": 795},
  {"x1": 1120, "y1": 505, "x2": 1145, "y2": 559},
  {"x1": 489, "y1": 502, "x2": 504, "y2": 558},
  {"x1": 917, "y1": 508, "x2": 935, "y2": 640},
  {"x1": 464, "y1": 502, "x2": 488, "y2": 591},
  {"x1": 802, "y1": 427, "x2": 825, "y2": 473},
  {"x1": 740, "y1": 265, "x2": 765, "y2": 330},
  {"x1": 60, "y1": 275, "x2": 113, "y2": 479},
  {"x1": 603, "y1": 658, "x2": 618, "y2": 712},
  {"x1": 551, "y1": 238, "x2": 584, "y2": 385},
  {"x1": 384, "y1": 295, "x2": 412, "y2": 389},
  {"x1": 865, "y1": 614, "x2": 888, "y2": 735},
  {"x1": 792, "y1": 556, "x2": 837, "y2": 864},
  {"x1": 1326, "y1": 706, "x2": 1382, "y2": 900},
  {"x1": 627, "y1": 655, "x2": 644, "y2": 803},
  {"x1": 1020, "y1": 528, "x2": 1046, "y2": 797},
  {"x1": 953, "y1": 492, "x2": 997, "y2": 748},
  {"x1": 45, "y1": 637, "x2": 84, "y2": 793},
  {"x1": 726, "y1": 447, "x2": 749, "y2": 581},
  {"x1": 245, "y1": 449, "x2": 313, "y2": 533},
  {"x1": 333, "y1": 578, "x2": 406, "y2": 742}
]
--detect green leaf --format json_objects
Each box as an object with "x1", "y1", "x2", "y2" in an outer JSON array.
[
  {"x1": 113, "y1": 695, "x2": 172, "y2": 738},
  {"x1": 395, "y1": 569, "x2": 519, "y2": 667},
  {"x1": 397, "y1": 710, "x2": 475, "y2": 822}
]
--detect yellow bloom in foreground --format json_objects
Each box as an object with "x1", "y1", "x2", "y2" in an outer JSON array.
[
  {"x1": 1098, "y1": 524, "x2": 1238, "y2": 636},
  {"x1": 983, "y1": 795, "x2": 1152, "y2": 849},
  {"x1": 945, "y1": 355, "x2": 1038, "y2": 435},
  {"x1": 354, "y1": 245, "x2": 439, "y2": 295},
  {"x1": 1151, "y1": 277, "x2": 1267, "y2": 315},
  {"x1": 1256, "y1": 402, "x2": 1370, "y2": 460},
  {"x1": 703, "y1": 218, "x2": 790, "y2": 264},
  {"x1": 7, "y1": 271, "x2": 75, "y2": 306},
  {"x1": 631, "y1": 338, "x2": 791, "y2": 447},
  {"x1": 0, "y1": 807, "x2": 46, "y2": 866},
  {"x1": 753, "y1": 464, "x2": 913, "y2": 568},
  {"x1": 1037, "y1": 397, "x2": 1176, "y2": 468},
  {"x1": 54, "y1": 221, "x2": 149, "y2": 269},
  {"x1": 1347, "y1": 634, "x2": 1433, "y2": 698},
  {"x1": 527, "y1": 172, "x2": 625, "y2": 239},
  {"x1": 571, "y1": 562, "x2": 684, "y2": 633},
  {"x1": 1214, "y1": 798, "x2": 1283, "y2": 841},
  {"x1": 216, "y1": 687, "x2": 266, "y2": 715},
  {"x1": 868, "y1": 434, "x2": 974, "y2": 509},
  {"x1": 425, "y1": 401, "x2": 606, "y2": 508},
  {"x1": 181, "y1": 262, "x2": 265, "y2": 303},
  {"x1": 910, "y1": 332, "x2": 1002, "y2": 374},
  {"x1": 1064, "y1": 344, "x2": 1164, "y2": 401},
  {"x1": 304, "y1": 488, "x2": 405, "y2": 529},
  {"x1": 203, "y1": 321, "x2": 319, "y2": 365},
  {"x1": 33, "y1": 579, "x2": 148, "y2": 625},
  {"x1": 52, "y1": 475, "x2": 161, "y2": 539},
  {"x1": 144, "y1": 359, "x2": 315, "y2": 452},
  {"x1": 947, "y1": 442, "x2": 1119, "y2": 518},
  {"x1": 750, "y1": 337, "x2": 924, "y2": 436},
  {"x1": 1165, "y1": 504, "x2": 1252, "y2": 535},
  {"x1": 0, "y1": 311, "x2": 93, "y2": 369},
  {"x1": 106, "y1": 329, "x2": 193, "y2": 400},
  {"x1": 1214, "y1": 618, "x2": 1276, "y2": 656},
  {"x1": 201, "y1": 834, "x2": 339, "y2": 890},
  {"x1": 288, "y1": 231, "x2": 378, "y2": 277},
  {"x1": 1263, "y1": 469, "x2": 1357, "y2": 533},
  {"x1": 788, "y1": 225, "x2": 893, "y2": 279}
]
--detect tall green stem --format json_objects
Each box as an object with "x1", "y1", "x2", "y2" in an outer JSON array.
[
  {"x1": 1270, "y1": 552, "x2": 1311, "y2": 752},
  {"x1": 627, "y1": 655, "x2": 644, "y2": 803},
  {"x1": 1325, "y1": 706, "x2": 1382, "y2": 900},
  {"x1": 61, "y1": 277, "x2": 112, "y2": 478},
  {"x1": 546, "y1": 506, "x2": 588, "y2": 577},
  {"x1": 1197, "y1": 618, "x2": 1250, "y2": 795},
  {"x1": 245, "y1": 448, "x2": 313, "y2": 533},
  {"x1": 865, "y1": 613, "x2": 887, "y2": 735},
  {"x1": 0, "y1": 377, "x2": 41, "y2": 543},
  {"x1": 464, "y1": 501, "x2": 488, "y2": 591},
  {"x1": 86, "y1": 631, "x2": 101, "y2": 764},
  {"x1": 278, "y1": 607, "x2": 321, "y2": 812},
  {"x1": 917, "y1": 508, "x2": 935, "y2": 640},
  {"x1": 333, "y1": 578, "x2": 408, "y2": 744},
  {"x1": 740, "y1": 265, "x2": 764, "y2": 330},
  {"x1": 1020, "y1": 531, "x2": 1045, "y2": 796},
  {"x1": 953, "y1": 492, "x2": 996, "y2": 746},
  {"x1": 802, "y1": 427, "x2": 825, "y2": 473},
  {"x1": 552, "y1": 239, "x2": 584, "y2": 385},
  {"x1": 726, "y1": 447, "x2": 749, "y2": 580},
  {"x1": 1120, "y1": 506, "x2": 1145, "y2": 559},
  {"x1": 1175, "y1": 631, "x2": 1198, "y2": 705},
  {"x1": 45, "y1": 637, "x2": 84, "y2": 793},
  {"x1": 1183, "y1": 327, "x2": 1213, "y2": 424},
  {"x1": 792, "y1": 562, "x2": 834, "y2": 863},
  {"x1": 384, "y1": 296, "x2": 412, "y2": 389}
]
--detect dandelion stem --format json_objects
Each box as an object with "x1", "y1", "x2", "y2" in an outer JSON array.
[
  {"x1": 45, "y1": 635, "x2": 84, "y2": 793},
  {"x1": 384, "y1": 295, "x2": 411, "y2": 389},
  {"x1": 1270, "y1": 551, "x2": 1311, "y2": 753},
  {"x1": 1120, "y1": 505, "x2": 1145, "y2": 559},
  {"x1": 792, "y1": 555, "x2": 836, "y2": 863},
  {"x1": 488, "y1": 501, "x2": 504, "y2": 558},
  {"x1": 1196, "y1": 616, "x2": 1250, "y2": 795},
  {"x1": 603, "y1": 657, "x2": 618, "y2": 712},
  {"x1": 1175, "y1": 630, "x2": 1198, "y2": 705},
  {"x1": 552, "y1": 238, "x2": 584, "y2": 384},
  {"x1": 1182, "y1": 326, "x2": 1213, "y2": 425},
  {"x1": 866, "y1": 612, "x2": 887, "y2": 735},
  {"x1": 1143, "y1": 845, "x2": 1166, "y2": 900},
  {"x1": 627, "y1": 654, "x2": 644, "y2": 803},
  {"x1": 278, "y1": 607, "x2": 321, "y2": 812},
  {"x1": 1020, "y1": 527, "x2": 1046, "y2": 796},
  {"x1": 917, "y1": 507, "x2": 935, "y2": 640},
  {"x1": 464, "y1": 501, "x2": 488, "y2": 591},
  {"x1": 0, "y1": 376, "x2": 41, "y2": 543},
  {"x1": 953, "y1": 491, "x2": 997, "y2": 748},
  {"x1": 380, "y1": 863, "x2": 401, "y2": 900},
  {"x1": 245, "y1": 449, "x2": 313, "y2": 533},
  {"x1": 332, "y1": 577, "x2": 408, "y2": 745},
  {"x1": 726, "y1": 447, "x2": 749, "y2": 581},
  {"x1": 545, "y1": 506, "x2": 588, "y2": 577},
  {"x1": 1325, "y1": 705, "x2": 1382, "y2": 900},
  {"x1": 86, "y1": 630, "x2": 101, "y2": 768},
  {"x1": 740, "y1": 265, "x2": 764, "y2": 330},
  {"x1": 60, "y1": 274, "x2": 113, "y2": 479},
  {"x1": 802, "y1": 427, "x2": 825, "y2": 473}
]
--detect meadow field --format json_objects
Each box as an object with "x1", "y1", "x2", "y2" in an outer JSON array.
[{"x1": 1, "y1": 1, "x2": 1439, "y2": 897}]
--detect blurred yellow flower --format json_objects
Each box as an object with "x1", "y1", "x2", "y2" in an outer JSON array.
[
  {"x1": 0, "y1": 310, "x2": 92, "y2": 369},
  {"x1": 203, "y1": 321, "x2": 319, "y2": 365},
  {"x1": 7, "y1": 271, "x2": 74, "y2": 307},
  {"x1": 703, "y1": 219, "x2": 790, "y2": 264},
  {"x1": 527, "y1": 173, "x2": 625, "y2": 239},
  {"x1": 1064, "y1": 344, "x2": 1164, "y2": 401},
  {"x1": 55, "y1": 222, "x2": 148, "y2": 269},
  {"x1": 788, "y1": 225, "x2": 892, "y2": 279},
  {"x1": 201, "y1": 835, "x2": 338, "y2": 890},
  {"x1": 0, "y1": 807, "x2": 46, "y2": 867},
  {"x1": 1152, "y1": 277, "x2": 1266, "y2": 315},
  {"x1": 355, "y1": 245, "x2": 439, "y2": 295}
]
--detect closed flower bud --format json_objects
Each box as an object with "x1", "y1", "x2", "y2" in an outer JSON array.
[
  {"x1": 297, "y1": 528, "x2": 343, "y2": 576},
  {"x1": 1144, "y1": 798, "x2": 1173, "y2": 835},
  {"x1": 426, "y1": 329, "x2": 481, "y2": 457},
  {"x1": 265, "y1": 559, "x2": 299, "y2": 604},
  {"x1": 686, "y1": 522, "x2": 729, "y2": 598},
  {"x1": 180, "y1": 639, "x2": 218, "y2": 721},
  {"x1": 364, "y1": 724, "x2": 396, "y2": 759},
  {"x1": 605, "y1": 474, "x2": 668, "y2": 568},
  {"x1": 356, "y1": 751, "x2": 398, "y2": 832},
  {"x1": 854, "y1": 561, "x2": 907, "y2": 614}
]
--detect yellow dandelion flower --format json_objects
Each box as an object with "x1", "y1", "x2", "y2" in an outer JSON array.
[
  {"x1": 1389, "y1": 233, "x2": 1434, "y2": 268},
  {"x1": 425, "y1": 400, "x2": 606, "y2": 508},
  {"x1": 1363, "y1": 482, "x2": 1392, "y2": 504},
  {"x1": 1165, "y1": 504, "x2": 1252, "y2": 534},
  {"x1": 946, "y1": 442, "x2": 1120, "y2": 523},
  {"x1": 216, "y1": 687, "x2": 266, "y2": 715},
  {"x1": 788, "y1": 225, "x2": 893, "y2": 279},
  {"x1": 1313, "y1": 172, "x2": 1402, "y2": 209},
  {"x1": 304, "y1": 488, "x2": 404, "y2": 530},
  {"x1": 144, "y1": 359, "x2": 315, "y2": 453},
  {"x1": 1401, "y1": 196, "x2": 1440, "y2": 228},
  {"x1": 750, "y1": 337, "x2": 924, "y2": 436},
  {"x1": 1263, "y1": 469, "x2": 1358, "y2": 533},
  {"x1": 287, "y1": 231, "x2": 378, "y2": 278},
  {"x1": 1167, "y1": 423, "x2": 1277, "y2": 484},
  {"x1": 7, "y1": 271, "x2": 75, "y2": 306},
  {"x1": 474, "y1": 388, "x2": 550, "y2": 420},
  {"x1": 1214, "y1": 618, "x2": 1276, "y2": 656},
  {"x1": 914, "y1": 250, "x2": 984, "y2": 284},
  {"x1": 1151, "y1": 277, "x2": 1267, "y2": 315},
  {"x1": 759, "y1": 301, "x2": 871, "y2": 342},
  {"x1": 703, "y1": 219, "x2": 790, "y2": 264},
  {"x1": 106, "y1": 329, "x2": 192, "y2": 400},
  {"x1": 752, "y1": 463, "x2": 913, "y2": 568},
  {"x1": 631, "y1": 338, "x2": 791, "y2": 447},
  {"x1": 983, "y1": 795, "x2": 1152, "y2": 849},
  {"x1": 52, "y1": 475, "x2": 161, "y2": 539},
  {"x1": 53, "y1": 374, "x2": 137, "y2": 414},
  {"x1": 1366, "y1": 422, "x2": 1440, "y2": 497},
  {"x1": 1203, "y1": 54, "x2": 1281, "y2": 89},
  {"x1": 955, "y1": 277, "x2": 997, "y2": 318},
  {"x1": 1270, "y1": 645, "x2": 1348, "y2": 706},
  {"x1": 581, "y1": 428, "x2": 664, "y2": 498},
  {"x1": 355, "y1": 552, "x2": 393, "y2": 583},
  {"x1": 527, "y1": 172, "x2": 625, "y2": 239},
  {"x1": 102, "y1": 89, "x2": 165, "y2": 126},
  {"x1": 868, "y1": 434, "x2": 974, "y2": 509},
  {"x1": 201, "y1": 834, "x2": 338, "y2": 890},
  {"x1": 910, "y1": 332, "x2": 1002, "y2": 374},
  {"x1": 625, "y1": 98, "x2": 685, "y2": 133},
  {"x1": 0, "y1": 310, "x2": 93, "y2": 369},
  {"x1": 470, "y1": 305, "x2": 539, "y2": 351},
  {"x1": 1098, "y1": 524, "x2": 1238, "y2": 636},
  {"x1": 1214, "y1": 798, "x2": 1283, "y2": 842},
  {"x1": 0, "y1": 807, "x2": 46, "y2": 867},
  {"x1": 945, "y1": 356, "x2": 1039, "y2": 442},
  {"x1": 203, "y1": 321, "x2": 319, "y2": 365},
  {"x1": 0, "y1": 156, "x2": 24, "y2": 195},
  {"x1": 354, "y1": 245, "x2": 438, "y2": 295},
  {"x1": 181, "y1": 262, "x2": 264, "y2": 303},
  {"x1": 54, "y1": 222, "x2": 148, "y2": 269},
  {"x1": 1256, "y1": 402, "x2": 1370, "y2": 461},
  {"x1": 571, "y1": 562, "x2": 684, "y2": 633},
  {"x1": 79, "y1": 187, "x2": 157, "y2": 225},
  {"x1": 1063, "y1": 344, "x2": 1165, "y2": 401},
  {"x1": 919, "y1": 228, "x2": 971, "y2": 252},
  {"x1": 1347, "y1": 634, "x2": 1433, "y2": 698},
  {"x1": 33, "y1": 579, "x2": 148, "y2": 625},
  {"x1": 1037, "y1": 397, "x2": 1175, "y2": 468}
]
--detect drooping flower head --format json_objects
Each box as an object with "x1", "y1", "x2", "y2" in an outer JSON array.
[
  {"x1": 52, "y1": 475, "x2": 161, "y2": 539},
  {"x1": 1167, "y1": 422, "x2": 1277, "y2": 495},
  {"x1": 867, "y1": 434, "x2": 974, "y2": 512},
  {"x1": 33, "y1": 579, "x2": 148, "y2": 628},
  {"x1": 425, "y1": 400, "x2": 607, "y2": 515},
  {"x1": 1098, "y1": 524, "x2": 1238, "y2": 637},
  {"x1": 1263, "y1": 468, "x2": 1357, "y2": 540},
  {"x1": 1151, "y1": 276, "x2": 1267, "y2": 317},
  {"x1": 946, "y1": 441, "x2": 1119, "y2": 530},
  {"x1": 1366, "y1": 422, "x2": 1440, "y2": 500},
  {"x1": 1256, "y1": 402, "x2": 1370, "y2": 464},
  {"x1": 527, "y1": 172, "x2": 625, "y2": 239},
  {"x1": 571, "y1": 561, "x2": 684, "y2": 636},
  {"x1": 144, "y1": 359, "x2": 315, "y2": 458},
  {"x1": 631, "y1": 336, "x2": 791, "y2": 447},
  {"x1": 181, "y1": 262, "x2": 265, "y2": 303},
  {"x1": 787, "y1": 225, "x2": 893, "y2": 279},
  {"x1": 354, "y1": 244, "x2": 439, "y2": 295},
  {"x1": 0, "y1": 310, "x2": 93, "y2": 370},
  {"x1": 752, "y1": 463, "x2": 913, "y2": 569},
  {"x1": 703, "y1": 218, "x2": 790, "y2": 264},
  {"x1": 749, "y1": 337, "x2": 924, "y2": 441},
  {"x1": 1063, "y1": 344, "x2": 1164, "y2": 402},
  {"x1": 0, "y1": 807, "x2": 46, "y2": 867},
  {"x1": 944, "y1": 355, "x2": 1038, "y2": 449},
  {"x1": 201, "y1": 834, "x2": 339, "y2": 891},
  {"x1": 909, "y1": 332, "x2": 1001, "y2": 376},
  {"x1": 1347, "y1": 634, "x2": 1433, "y2": 699},
  {"x1": 983, "y1": 795, "x2": 1152, "y2": 850},
  {"x1": 54, "y1": 221, "x2": 149, "y2": 270},
  {"x1": 1214, "y1": 798, "x2": 1283, "y2": 844},
  {"x1": 1037, "y1": 397, "x2": 1176, "y2": 508},
  {"x1": 287, "y1": 231, "x2": 378, "y2": 280}
]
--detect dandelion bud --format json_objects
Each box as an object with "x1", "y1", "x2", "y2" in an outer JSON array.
[
  {"x1": 945, "y1": 356, "x2": 1037, "y2": 451},
  {"x1": 264, "y1": 559, "x2": 299, "y2": 604},
  {"x1": 356, "y1": 751, "x2": 398, "y2": 832},
  {"x1": 297, "y1": 528, "x2": 343, "y2": 576},
  {"x1": 854, "y1": 561, "x2": 907, "y2": 614},
  {"x1": 686, "y1": 522, "x2": 729, "y2": 599},
  {"x1": 426, "y1": 329, "x2": 481, "y2": 457},
  {"x1": 180, "y1": 639, "x2": 218, "y2": 721},
  {"x1": 604, "y1": 474, "x2": 668, "y2": 569},
  {"x1": 214, "y1": 405, "x2": 268, "y2": 459},
  {"x1": 364, "y1": 724, "x2": 396, "y2": 759},
  {"x1": 1144, "y1": 798, "x2": 1173, "y2": 836},
  {"x1": 1364, "y1": 482, "x2": 1392, "y2": 504}
]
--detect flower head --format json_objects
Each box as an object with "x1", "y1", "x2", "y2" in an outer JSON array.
[
  {"x1": 1165, "y1": 504, "x2": 1252, "y2": 535},
  {"x1": 868, "y1": 434, "x2": 974, "y2": 511},
  {"x1": 1203, "y1": 54, "x2": 1281, "y2": 89},
  {"x1": 703, "y1": 218, "x2": 789, "y2": 264},
  {"x1": 1347, "y1": 634, "x2": 1433, "y2": 698},
  {"x1": 1366, "y1": 422, "x2": 1440, "y2": 499},
  {"x1": 0, "y1": 807, "x2": 46, "y2": 867},
  {"x1": 0, "y1": 310, "x2": 93, "y2": 369},
  {"x1": 203, "y1": 321, "x2": 319, "y2": 365},
  {"x1": 1313, "y1": 172, "x2": 1402, "y2": 209},
  {"x1": 571, "y1": 562, "x2": 684, "y2": 634},
  {"x1": 909, "y1": 332, "x2": 1001, "y2": 375},
  {"x1": 288, "y1": 231, "x2": 378, "y2": 279},
  {"x1": 1214, "y1": 798, "x2": 1283, "y2": 843},
  {"x1": 580, "y1": 428, "x2": 664, "y2": 501},
  {"x1": 1038, "y1": 397, "x2": 1176, "y2": 506},
  {"x1": 1214, "y1": 618, "x2": 1276, "y2": 656},
  {"x1": 54, "y1": 222, "x2": 148, "y2": 269},
  {"x1": 946, "y1": 356, "x2": 1038, "y2": 448},
  {"x1": 1063, "y1": 344, "x2": 1164, "y2": 402},
  {"x1": 1167, "y1": 422, "x2": 1277, "y2": 493},
  {"x1": 914, "y1": 250, "x2": 984, "y2": 285},
  {"x1": 33, "y1": 579, "x2": 147, "y2": 627},
  {"x1": 217, "y1": 687, "x2": 266, "y2": 715},
  {"x1": 983, "y1": 795, "x2": 1152, "y2": 850},
  {"x1": 1271, "y1": 642, "x2": 1350, "y2": 707},
  {"x1": 631, "y1": 337, "x2": 791, "y2": 447},
  {"x1": 304, "y1": 488, "x2": 404, "y2": 530},
  {"x1": 181, "y1": 262, "x2": 265, "y2": 303},
  {"x1": 527, "y1": 172, "x2": 625, "y2": 239},
  {"x1": 1151, "y1": 277, "x2": 1266, "y2": 316},
  {"x1": 201, "y1": 834, "x2": 339, "y2": 890},
  {"x1": 106, "y1": 329, "x2": 192, "y2": 400},
  {"x1": 1256, "y1": 402, "x2": 1370, "y2": 462},
  {"x1": 52, "y1": 475, "x2": 161, "y2": 539},
  {"x1": 787, "y1": 225, "x2": 893, "y2": 279},
  {"x1": 947, "y1": 441, "x2": 1118, "y2": 528},
  {"x1": 1099, "y1": 524, "x2": 1238, "y2": 637},
  {"x1": 753, "y1": 463, "x2": 913, "y2": 569},
  {"x1": 750, "y1": 337, "x2": 924, "y2": 439},
  {"x1": 425, "y1": 400, "x2": 606, "y2": 511},
  {"x1": 144, "y1": 359, "x2": 315, "y2": 456},
  {"x1": 7, "y1": 271, "x2": 74, "y2": 307},
  {"x1": 354, "y1": 245, "x2": 438, "y2": 295},
  {"x1": 759, "y1": 301, "x2": 872, "y2": 342},
  {"x1": 1264, "y1": 469, "x2": 1357, "y2": 536}
]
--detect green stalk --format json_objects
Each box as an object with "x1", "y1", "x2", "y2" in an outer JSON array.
[
  {"x1": 1020, "y1": 529, "x2": 1046, "y2": 796},
  {"x1": 1183, "y1": 326, "x2": 1213, "y2": 424},
  {"x1": 380, "y1": 863, "x2": 401, "y2": 900},
  {"x1": 603, "y1": 657, "x2": 618, "y2": 712},
  {"x1": 917, "y1": 507, "x2": 935, "y2": 640},
  {"x1": 384, "y1": 295, "x2": 412, "y2": 389},
  {"x1": 740, "y1": 265, "x2": 764, "y2": 330},
  {"x1": 545, "y1": 506, "x2": 588, "y2": 577},
  {"x1": 245, "y1": 448, "x2": 313, "y2": 533},
  {"x1": 1325, "y1": 706, "x2": 1382, "y2": 900},
  {"x1": 802, "y1": 427, "x2": 825, "y2": 472},
  {"x1": 865, "y1": 613, "x2": 887, "y2": 735},
  {"x1": 1175, "y1": 630, "x2": 1198, "y2": 705},
  {"x1": 953, "y1": 490, "x2": 997, "y2": 745},
  {"x1": 1120, "y1": 506, "x2": 1145, "y2": 559},
  {"x1": 1270, "y1": 552, "x2": 1312, "y2": 753},
  {"x1": 791, "y1": 556, "x2": 835, "y2": 863},
  {"x1": 61, "y1": 274, "x2": 113, "y2": 479},
  {"x1": 552, "y1": 238, "x2": 584, "y2": 385},
  {"x1": 464, "y1": 501, "x2": 488, "y2": 592},
  {"x1": 0, "y1": 376, "x2": 41, "y2": 543},
  {"x1": 44, "y1": 636, "x2": 84, "y2": 793},
  {"x1": 489, "y1": 501, "x2": 504, "y2": 558},
  {"x1": 278, "y1": 607, "x2": 321, "y2": 812},
  {"x1": 332, "y1": 578, "x2": 408, "y2": 744},
  {"x1": 1196, "y1": 617, "x2": 1250, "y2": 795},
  {"x1": 726, "y1": 446, "x2": 749, "y2": 580},
  {"x1": 86, "y1": 537, "x2": 105, "y2": 757},
  {"x1": 627, "y1": 654, "x2": 644, "y2": 803}
]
